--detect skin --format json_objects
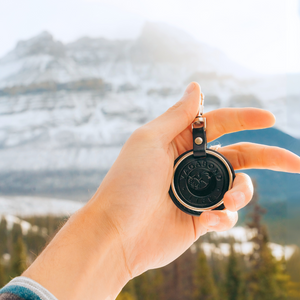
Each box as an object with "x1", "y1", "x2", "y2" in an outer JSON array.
[{"x1": 23, "y1": 82, "x2": 300, "y2": 300}]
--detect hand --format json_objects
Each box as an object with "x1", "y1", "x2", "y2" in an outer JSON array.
[
  {"x1": 87, "y1": 82, "x2": 300, "y2": 277},
  {"x1": 23, "y1": 82, "x2": 300, "y2": 300}
]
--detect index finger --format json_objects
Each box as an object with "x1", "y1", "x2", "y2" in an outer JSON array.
[{"x1": 205, "y1": 108, "x2": 276, "y2": 142}]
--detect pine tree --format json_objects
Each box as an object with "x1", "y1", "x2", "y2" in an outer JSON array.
[
  {"x1": 10, "y1": 236, "x2": 27, "y2": 277},
  {"x1": 0, "y1": 260, "x2": 6, "y2": 288},
  {"x1": 287, "y1": 246, "x2": 300, "y2": 283},
  {"x1": 160, "y1": 248, "x2": 195, "y2": 300},
  {"x1": 134, "y1": 269, "x2": 163, "y2": 300},
  {"x1": 116, "y1": 291, "x2": 136, "y2": 300},
  {"x1": 247, "y1": 226, "x2": 279, "y2": 299},
  {"x1": 193, "y1": 249, "x2": 219, "y2": 300},
  {"x1": 286, "y1": 247, "x2": 300, "y2": 299},
  {"x1": 161, "y1": 258, "x2": 181, "y2": 300},
  {"x1": 274, "y1": 257, "x2": 290, "y2": 300},
  {"x1": 246, "y1": 181, "x2": 290, "y2": 300},
  {"x1": 24, "y1": 229, "x2": 47, "y2": 264},
  {"x1": 117, "y1": 278, "x2": 137, "y2": 300},
  {"x1": 11, "y1": 223, "x2": 23, "y2": 244},
  {"x1": 225, "y1": 244, "x2": 242, "y2": 300},
  {"x1": 210, "y1": 252, "x2": 226, "y2": 296},
  {"x1": 0, "y1": 217, "x2": 8, "y2": 254}
]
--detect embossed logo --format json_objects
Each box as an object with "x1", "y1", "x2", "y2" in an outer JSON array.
[
  {"x1": 187, "y1": 171, "x2": 211, "y2": 191},
  {"x1": 175, "y1": 155, "x2": 229, "y2": 206}
]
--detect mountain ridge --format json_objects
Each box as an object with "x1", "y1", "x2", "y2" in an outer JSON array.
[
  {"x1": 0, "y1": 22, "x2": 299, "y2": 203},
  {"x1": 0, "y1": 22, "x2": 261, "y2": 89}
]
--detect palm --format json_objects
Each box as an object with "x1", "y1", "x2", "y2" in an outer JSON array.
[
  {"x1": 138, "y1": 127, "x2": 217, "y2": 271},
  {"x1": 148, "y1": 131, "x2": 202, "y2": 269}
]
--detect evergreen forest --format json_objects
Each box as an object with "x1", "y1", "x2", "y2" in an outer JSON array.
[{"x1": 0, "y1": 196, "x2": 299, "y2": 300}]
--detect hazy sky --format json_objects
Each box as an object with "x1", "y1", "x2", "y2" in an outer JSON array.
[{"x1": 0, "y1": 0, "x2": 299, "y2": 74}]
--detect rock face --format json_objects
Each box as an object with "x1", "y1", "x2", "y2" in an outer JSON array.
[{"x1": 0, "y1": 22, "x2": 299, "y2": 200}]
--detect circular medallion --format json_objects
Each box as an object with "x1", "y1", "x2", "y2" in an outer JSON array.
[{"x1": 169, "y1": 149, "x2": 235, "y2": 216}]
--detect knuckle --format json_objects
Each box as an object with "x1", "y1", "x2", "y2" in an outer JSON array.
[
  {"x1": 263, "y1": 146, "x2": 282, "y2": 168},
  {"x1": 235, "y1": 151, "x2": 246, "y2": 169}
]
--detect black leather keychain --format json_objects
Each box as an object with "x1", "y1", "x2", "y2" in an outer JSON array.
[{"x1": 169, "y1": 92, "x2": 235, "y2": 216}]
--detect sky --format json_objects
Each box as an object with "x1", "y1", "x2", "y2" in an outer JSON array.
[{"x1": 0, "y1": 0, "x2": 299, "y2": 74}]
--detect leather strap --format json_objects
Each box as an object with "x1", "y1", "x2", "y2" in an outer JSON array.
[{"x1": 193, "y1": 126, "x2": 207, "y2": 157}]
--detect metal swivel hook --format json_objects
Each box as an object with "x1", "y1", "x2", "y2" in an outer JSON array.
[{"x1": 192, "y1": 92, "x2": 206, "y2": 130}]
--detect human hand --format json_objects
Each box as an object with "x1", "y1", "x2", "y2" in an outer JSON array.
[
  {"x1": 23, "y1": 83, "x2": 300, "y2": 300},
  {"x1": 23, "y1": 82, "x2": 300, "y2": 300},
  {"x1": 86, "y1": 82, "x2": 300, "y2": 278}
]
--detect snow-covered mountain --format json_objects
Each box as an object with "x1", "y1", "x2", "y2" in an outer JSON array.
[
  {"x1": 0, "y1": 23, "x2": 256, "y2": 88},
  {"x1": 0, "y1": 22, "x2": 299, "y2": 199}
]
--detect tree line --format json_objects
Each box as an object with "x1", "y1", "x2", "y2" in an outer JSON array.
[{"x1": 0, "y1": 194, "x2": 299, "y2": 300}]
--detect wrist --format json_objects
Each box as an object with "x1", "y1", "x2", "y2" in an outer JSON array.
[{"x1": 23, "y1": 202, "x2": 130, "y2": 300}]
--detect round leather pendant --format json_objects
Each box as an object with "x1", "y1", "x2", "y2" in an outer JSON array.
[{"x1": 169, "y1": 149, "x2": 235, "y2": 216}]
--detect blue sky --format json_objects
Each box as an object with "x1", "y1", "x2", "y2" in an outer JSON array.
[{"x1": 0, "y1": 0, "x2": 299, "y2": 74}]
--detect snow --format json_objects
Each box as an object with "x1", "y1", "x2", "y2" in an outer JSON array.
[
  {"x1": 0, "y1": 196, "x2": 84, "y2": 217},
  {"x1": 197, "y1": 226, "x2": 298, "y2": 261},
  {"x1": 2, "y1": 215, "x2": 32, "y2": 234},
  {"x1": 200, "y1": 241, "x2": 296, "y2": 261},
  {"x1": 210, "y1": 226, "x2": 257, "y2": 243},
  {"x1": 269, "y1": 243, "x2": 298, "y2": 261}
]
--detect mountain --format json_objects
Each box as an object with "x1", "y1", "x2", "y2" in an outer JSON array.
[
  {"x1": 0, "y1": 23, "x2": 255, "y2": 88},
  {"x1": 0, "y1": 22, "x2": 299, "y2": 202}
]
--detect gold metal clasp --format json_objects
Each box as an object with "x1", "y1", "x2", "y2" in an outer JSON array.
[{"x1": 192, "y1": 92, "x2": 206, "y2": 130}]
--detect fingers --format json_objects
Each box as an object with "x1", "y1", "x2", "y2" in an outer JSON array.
[
  {"x1": 219, "y1": 142, "x2": 300, "y2": 173},
  {"x1": 205, "y1": 107, "x2": 276, "y2": 142},
  {"x1": 223, "y1": 173, "x2": 253, "y2": 212},
  {"x1": 172, "y1": 107, "x2": 276, "y2": 155},
  {"x1": 193, "y1": 210, "x2": 238, "y2": 238},
  {"x1": 146, "y1": 82, "x2": 201, "y2": 143}
]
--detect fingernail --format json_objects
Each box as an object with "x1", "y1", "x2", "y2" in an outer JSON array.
[
  {"x1": 183, "y1": 82, "x2": 195, "y2": 96},
  {"x1": 231, "y1": 191, "x2": 246, "y2": 210},
  {"x1": 205, "y1": 213, "x2": 220, "y2": 226}
]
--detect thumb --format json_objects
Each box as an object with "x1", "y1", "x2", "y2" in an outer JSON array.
[{"x1": 149, "y1": 82, "x2": 201, "y2": 144}]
